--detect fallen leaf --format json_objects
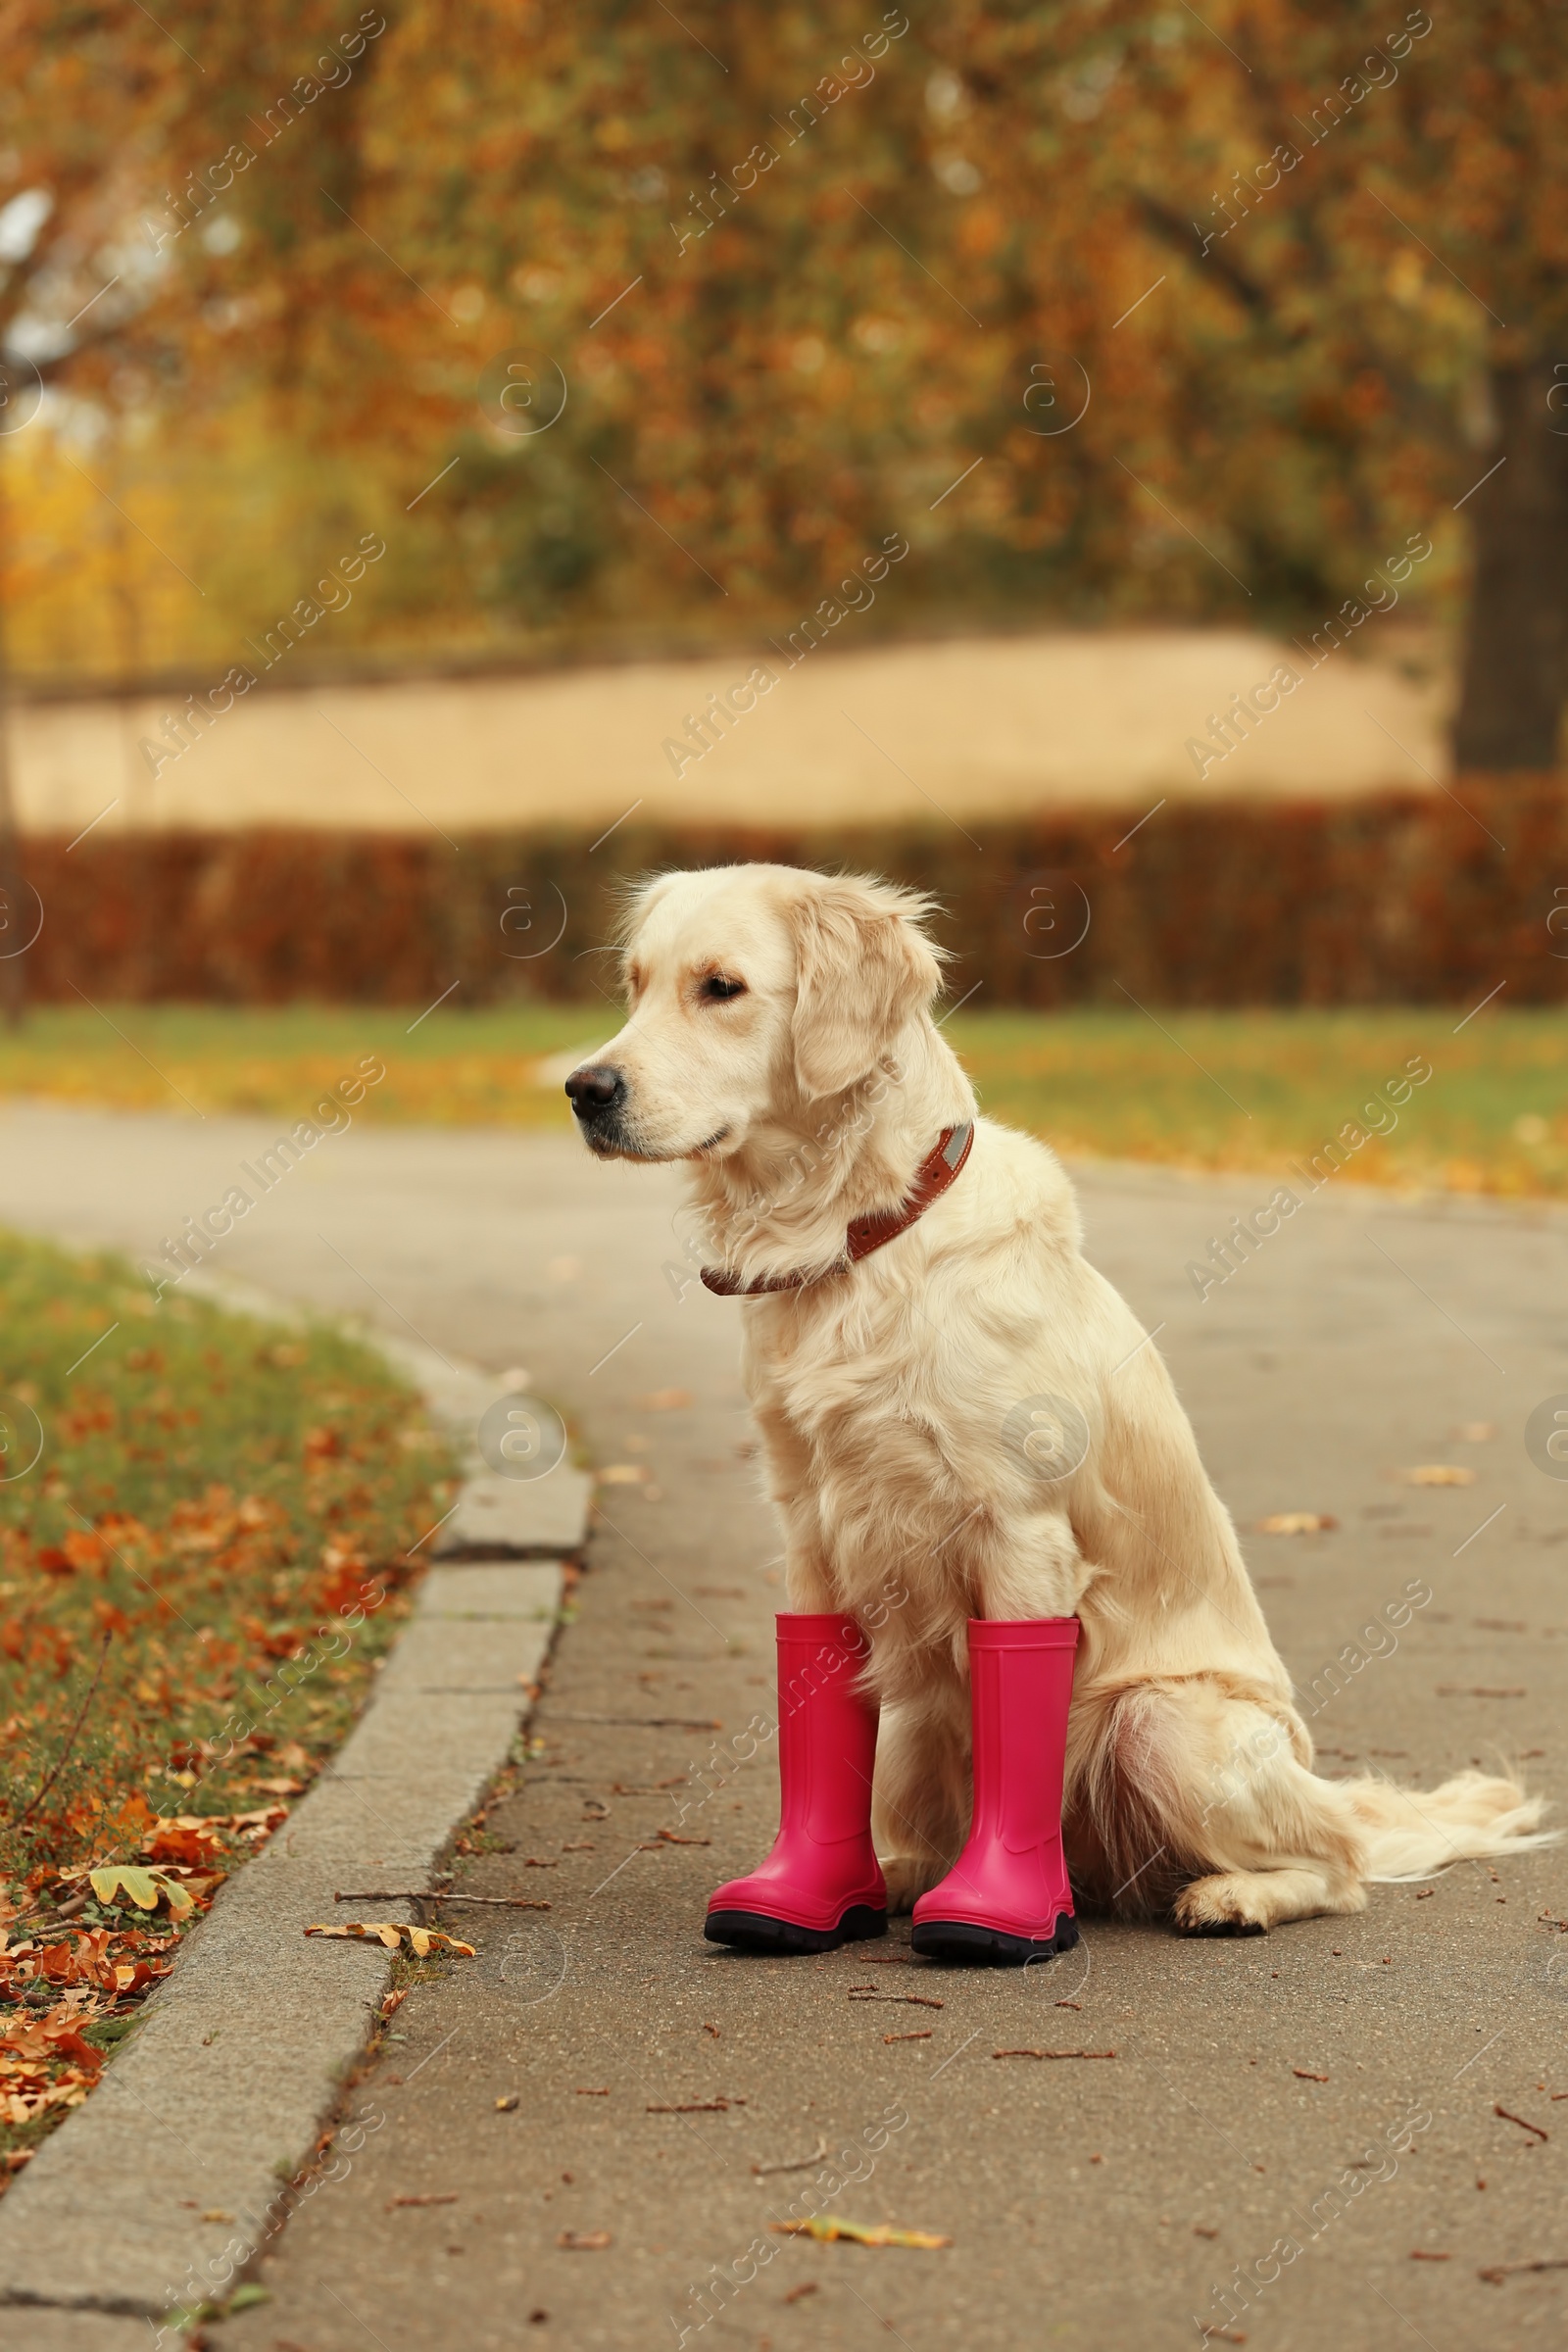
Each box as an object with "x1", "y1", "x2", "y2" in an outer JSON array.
[
  {"x1": 1256, "y1": 1512, "x2": 1338, "y2": 1535},
  {"x1": 305, "y1": 1924, "x2": 476, "y2": 1957},
  {"x1": 378, "y1": 1988, "x2": 409, "y2": 2021},
  {"x1": 86, "y1": 1865, "x2": 193, "y2": 1919},
  {"x1": 1403, "y1": 1465, "x2": 1476, "y2": 1487},
  {"x1": 558, "y1": 2230, "x2": 612, "y2": 2251},
  {"x1": 771, "y1": 2217, "x2": 951, "y2": 2250}
]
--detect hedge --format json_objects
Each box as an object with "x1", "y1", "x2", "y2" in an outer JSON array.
[{"x1": 9, "y1": 782, "x2": 1567, "y2": 1006}]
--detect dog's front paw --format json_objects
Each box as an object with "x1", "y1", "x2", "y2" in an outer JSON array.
[
  {"x1": 1171, "y1": 1873, "x2": 1270, "y2": 1936},
  {"x1": 879, "y1": 1854, "x2": 946, "y2": 1915}
]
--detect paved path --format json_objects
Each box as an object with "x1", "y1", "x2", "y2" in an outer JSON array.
[{"x1": 1, "y1": 1106, "x2": 1565, "y2": 2351}]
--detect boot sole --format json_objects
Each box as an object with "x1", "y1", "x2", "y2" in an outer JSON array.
[
  {"x1": 909, "y1": 1911, "x2": 1078, "y2": 1967},
  {"x1": 704, "y1": 1904, "x2": 888, "y2": 1956}
]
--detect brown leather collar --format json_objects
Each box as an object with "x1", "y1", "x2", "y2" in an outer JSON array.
[{"x1": 701, "y1": 1123, "x2": 974, "y2": 1298}]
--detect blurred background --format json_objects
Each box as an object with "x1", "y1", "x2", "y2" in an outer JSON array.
[{"x1": 2, "y1": 0, "x2": 1566, "y2": 1191}]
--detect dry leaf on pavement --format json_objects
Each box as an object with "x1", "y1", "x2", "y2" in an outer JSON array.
[
  {"x1": 1402, "y1": 1465, "x2": 1476, "y2": 1486},
  {"x1": 771, "y1": 2217, "x2": 952, "y2": 2249},
  {"x1": 305, "y1": 1923, "x2": 476, "y2": 1957}
]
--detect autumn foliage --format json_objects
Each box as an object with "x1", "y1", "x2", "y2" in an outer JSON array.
[
  {"x1": 5, "y1": 3, "x2": 1568, "y2": 765},
  {"x1": 0, "y1": 1231, "x2": 452, "y2": 2175}
]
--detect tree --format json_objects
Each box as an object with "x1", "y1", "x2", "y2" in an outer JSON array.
[
  {"x1": 7, "y1": 1, "x2": 1567, "y2": 779},
  {"x1": 1047, "y1": 0, "x2": 1568, "y2": 769}
]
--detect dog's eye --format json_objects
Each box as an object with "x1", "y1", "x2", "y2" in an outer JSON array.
[{"x1": 699, "y1": 974, "x2": 747, "y2": 1003}]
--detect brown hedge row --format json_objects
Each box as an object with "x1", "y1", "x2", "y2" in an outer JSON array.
[{"x1": 11, "y1": 783, "x2": 1568, "y2": 1006}]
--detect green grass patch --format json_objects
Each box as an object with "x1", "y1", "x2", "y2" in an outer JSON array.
[
  {"x1": 0, "y1": 1003, "x2": 608, "y2": 1126},
  {"x1": 954, "y1": 1008, "x2": 1568, "y2": 1198},
  {"x1": 0, "y1": 1229, "x2": 455, "y2": 2173},
  {"x1": 1, "y1": 1003, "x2": 1565, "y2": 1195}
]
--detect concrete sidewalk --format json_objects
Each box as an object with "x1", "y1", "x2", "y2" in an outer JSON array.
[{"x1": 0, "y1": 1107, "x2": 1565, "y2": 2350}]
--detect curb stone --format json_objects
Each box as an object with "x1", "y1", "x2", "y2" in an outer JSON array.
[{"x1": 0, "y1": 1290, "x2": 590, "y2": 2326}]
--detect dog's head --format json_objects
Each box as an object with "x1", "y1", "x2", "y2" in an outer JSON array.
[{"x1": 564, "y1": 865, "x2": 944, "y2": 1161}]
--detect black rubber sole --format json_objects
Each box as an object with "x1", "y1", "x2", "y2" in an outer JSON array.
[
  {"x1": 909, "y1": 1911, "x2": 1079, "y2": 1967},
  {"x1": 704, "y1": 1904, "x2": 888, "y2": 1956}
]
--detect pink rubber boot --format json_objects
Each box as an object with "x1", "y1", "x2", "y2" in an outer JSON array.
[
  {"x1": 705, "y1": 1613, "x2": 887, "y2": 1955},
  {"x1": 910, "y1": 1617, "x2": 1080, "y2": 1965}
]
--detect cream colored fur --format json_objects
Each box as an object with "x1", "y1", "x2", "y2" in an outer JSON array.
[{"x1": 579, "y1": 863, "x2": 1549, "y2": 1933}]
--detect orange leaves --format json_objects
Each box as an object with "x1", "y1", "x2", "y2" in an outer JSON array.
[
  {"x1": 0, "y1": 1937, "x2": 126, "y2": 2121},
  {"x1": 0, "y1": 2000, "x2": 110, "y2": 2128},
  {"x1": 141, "y1": 1818, "x2": 224, "y2": 1869},
  {"x1": 317, "y1": 1555, "x2": 371, "y2": 1618},
  {"x1": 238, "y1": 1612, "x2": 310, "y2": 1661}
]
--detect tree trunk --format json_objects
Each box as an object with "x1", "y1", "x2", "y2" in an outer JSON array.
[{"x1": 1452, "y1": 359, "x2": 1568, "y2": 771}]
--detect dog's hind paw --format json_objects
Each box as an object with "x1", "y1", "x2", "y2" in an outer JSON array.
[{"x1": 1172, "y1": 1874, "x2": 1270, "y2": 1936}]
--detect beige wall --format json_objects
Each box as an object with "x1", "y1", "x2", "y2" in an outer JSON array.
[{"x1": 12, "y1": 626, "x2": 1448, "y2": 837}]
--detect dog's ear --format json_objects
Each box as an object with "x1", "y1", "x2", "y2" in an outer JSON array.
[{"x1": 789, "y1": 877, "x2": 944, "y2": 1098}]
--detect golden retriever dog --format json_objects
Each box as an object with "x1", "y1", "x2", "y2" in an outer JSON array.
[{"x1": 566, "y1": 863, "x2": 1546, "y2": 1933}]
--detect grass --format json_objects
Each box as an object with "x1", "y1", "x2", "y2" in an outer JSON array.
[
  {"x1": 0, "y1": 1004, "x2": 608, "y2": 1128},
  {"x1": 952, "y1": 1008, "x2": 1568, "y2": 1200},
  {"x1": 0, "y1": 1229, "x2": 456, "y2": 2177},
  {"x1": 2, "y1": 1003, "x2": 1566, "y2": 1197}
]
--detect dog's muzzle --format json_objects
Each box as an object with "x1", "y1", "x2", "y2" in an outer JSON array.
[{"x1": 564, "y1": 1061, "x2": 630, "y2": 1148}]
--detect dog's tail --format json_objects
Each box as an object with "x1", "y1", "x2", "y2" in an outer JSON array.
[{"x1": 1333, "y1": 1766, "x2": 1554, "y2": 1882}]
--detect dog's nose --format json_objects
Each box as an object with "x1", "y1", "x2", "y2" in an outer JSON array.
[{"x1": 564, "y1": 1063, "x2": 627, "y2": 1116}]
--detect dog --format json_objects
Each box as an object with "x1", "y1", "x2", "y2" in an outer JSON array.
[{"x1": 566, "y1": 863, "x2": 1546, "y2": 1933}]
